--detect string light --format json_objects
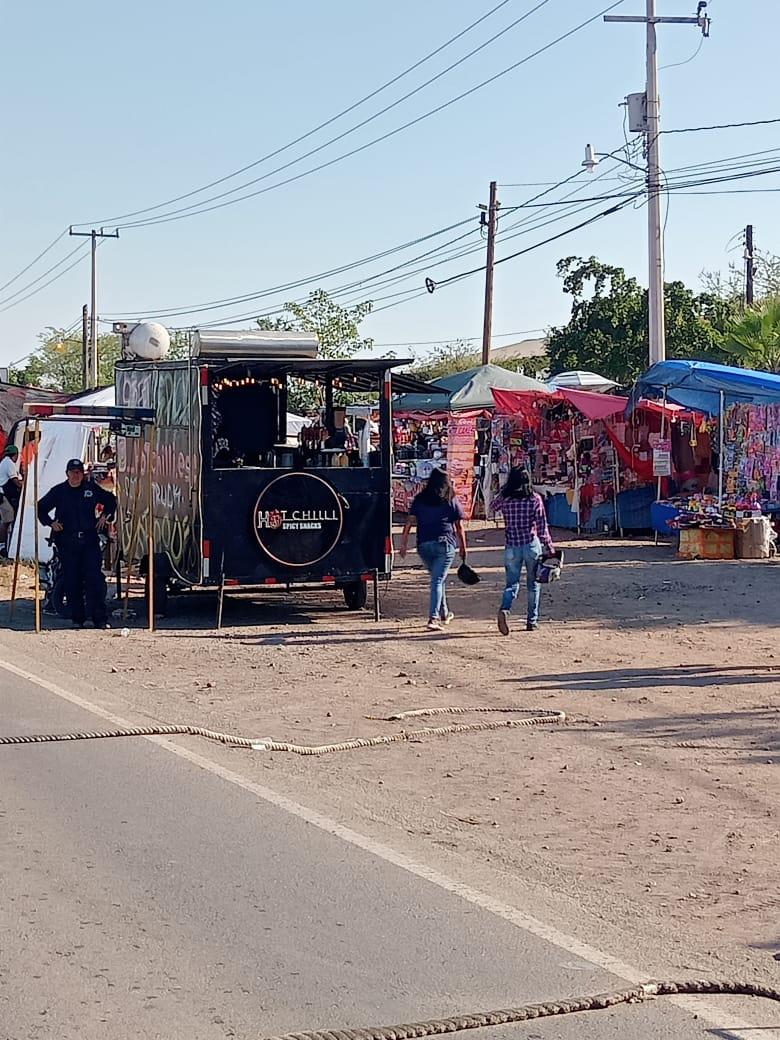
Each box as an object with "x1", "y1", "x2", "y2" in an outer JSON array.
[{"x1": 211, "y1": 376, "x2": 284, "y2": 392}]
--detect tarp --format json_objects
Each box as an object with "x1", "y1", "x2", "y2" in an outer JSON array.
[
  {"x1": 12, "y1": 388, "x2": 115, "y2": 564},
  {"x1": 492, "y1": 387, "x2": 627, "y2": 421},
  {"x1": 394, "y1": 364, "x2": 548, "y2": 413},
  {"x1": 631, "y1": 360, "x2": 780, "y2": 416}
]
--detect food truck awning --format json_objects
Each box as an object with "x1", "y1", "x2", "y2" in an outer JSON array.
[{"x1": 200, "y1": 358, "x2": 446, "y2": 397}]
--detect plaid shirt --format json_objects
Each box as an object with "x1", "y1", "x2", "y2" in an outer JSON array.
[{"x1": 490, "y1": 492, "x2": 554, "y2": 549}]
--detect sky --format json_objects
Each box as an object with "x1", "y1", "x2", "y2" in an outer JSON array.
[{"x1": 1, "y1": 0, "x2": 778, "y2": 369}]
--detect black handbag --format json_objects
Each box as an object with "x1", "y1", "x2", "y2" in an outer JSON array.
[{"x1": 457, "y1": 560, "x2": 480, "y2": 586}]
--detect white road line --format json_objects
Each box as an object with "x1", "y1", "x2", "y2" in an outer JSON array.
[{"x1": 0, "y1": 655, "x2": 774, "y2": 1040}]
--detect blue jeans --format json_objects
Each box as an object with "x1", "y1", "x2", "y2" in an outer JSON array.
[
  {"x1": 417, "y1": 539, "x2": 456, "y2": 620},
  {"x1": 500, "y1": 540, "x2": 542, "y2": 624}
]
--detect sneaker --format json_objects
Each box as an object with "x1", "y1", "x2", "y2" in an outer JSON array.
[
  {"x1": 526, "y1": 621, "x2": 539, "y2": 632},
  {"x1": 497, "y1": 610, "x2": 510, "y2": 636},
  {"x1": 441, "y1": 611, "x2": 455, "y2": 626},
  {"x1": 427, "y1": 619, "x2": 443, "y2": 632}
]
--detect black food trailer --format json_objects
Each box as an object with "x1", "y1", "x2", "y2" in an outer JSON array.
[{"x1": 114, "y1": 330, "x2": 441, "y2": 622}]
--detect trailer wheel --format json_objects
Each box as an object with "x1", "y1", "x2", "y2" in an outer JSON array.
[{"x1": 343, "y1": 581, "x2": 367, "y2": 611}]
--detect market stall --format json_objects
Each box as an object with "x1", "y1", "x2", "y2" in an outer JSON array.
[
  {"x1": 491, "y1": 386, "x2": 706, "y2": 532},
  {"x1": 631, "y1": 361, "x2": 780, "y2": 556},
  {"x1": 392, "y1": 364, "x2": 548, "y2": 518}
]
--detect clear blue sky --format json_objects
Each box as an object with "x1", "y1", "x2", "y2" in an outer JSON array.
[{"x1": 1, "y1": 0, "x2": 778, "y2": 367}]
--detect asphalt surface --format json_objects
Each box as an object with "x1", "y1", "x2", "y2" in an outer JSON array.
[{"x1": 0, "y1": 666, "x2": 746, "y2": 1040}]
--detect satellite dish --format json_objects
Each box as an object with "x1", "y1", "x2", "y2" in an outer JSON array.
[{"x1": 126, "y1": 322, "x2": 171, "y2": 361}]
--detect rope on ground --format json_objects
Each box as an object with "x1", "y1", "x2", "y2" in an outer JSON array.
[
  {"x1": 0, "y1": 707, "x2": 565, "y2": 757},
  {"x1": 262, "y1": 980, "x2": 780, "y2": 1040}
]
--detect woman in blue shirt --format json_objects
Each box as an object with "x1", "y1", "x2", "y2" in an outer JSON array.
[{"x1": 399, "y1": 469, "x2": 467, "y2": 631}]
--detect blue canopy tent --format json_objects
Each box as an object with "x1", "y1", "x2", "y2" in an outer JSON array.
[
  {"x1": 631, "y1": 360, "x2": 780, "y2": 509},
  {"x1": 630, "y1": 360, "x2": 780, "y2": 416}
]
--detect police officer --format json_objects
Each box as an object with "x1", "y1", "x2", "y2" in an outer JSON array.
[{"x1": 37, "y1": 459, "x2": 117, "y2": 629}]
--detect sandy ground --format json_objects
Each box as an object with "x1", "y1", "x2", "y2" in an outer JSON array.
[{"x1": 1, "y1": 527, "x2": 778, "y2": 985}]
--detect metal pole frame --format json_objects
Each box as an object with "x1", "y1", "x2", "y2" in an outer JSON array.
[
  {"x1": 9, "y1": 419, "x2": 31, "y2": 620},
  {"x1": 147, "y1": 424, "x2": 156, "y2": 633},
  {"x1": 718, "y1": 390, "x2": 725, "y2": 508},
  {"x1": 33, "y1": 418, "x2": 41, "y2": 633},
  {"x1": 654, "y1": 387, "x2": 668, "y2": 545}
]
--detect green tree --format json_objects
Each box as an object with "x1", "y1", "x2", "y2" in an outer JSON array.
[
  {"x1": 408, "y1": 341, "x2": 479, "y2": 382},
  {"x1": 546, "y1": 256, "x2": 737, "y2": 385},
  {"x1": 721, "y1": 297, "x2": 780, "y2": 372},
  {"x1": 257, "y1": 289, "x2": 374, "y2": 412}
]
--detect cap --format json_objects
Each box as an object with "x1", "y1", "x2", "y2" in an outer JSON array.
[
  {"x1": 66, "y1": 458, "x2": 85, "y2": 472},
  {"x1": 4, "y1": 444, "x2": 18, "y2": 455}
]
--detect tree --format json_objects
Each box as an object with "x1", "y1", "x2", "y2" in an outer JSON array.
[
  {"x1": 701, "y1": 249, "x2": 780, "y2": 302},
  {"x1": 721, "y1": 297, "x2": 780, "y2": 373},
  {"x1": 10, "y1": 327, "x2": 190, "y2": 392},
  {"x1": 408, "y1": 341, "x2": 479, "y2": 382},
  {"x1": 546, "y1": 256, "x2": 737, "y2": 385},
  {"x1": 257, "y1": 289, "x2": 374, "y2": 412}
]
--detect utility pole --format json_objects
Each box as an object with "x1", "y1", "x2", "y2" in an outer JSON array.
[
  {"x1": 745, "y1": 224, "x2": 755, "y2": 306},
  {"x1": 480, "y1": 180, "x2": 499, "y2": 366},
  {"x1": 605, "y1": 1, "x2": 710, "y2": 367},
  {"x1": 68, "y1": 227, "x2": 120, "y2": 388},
  {"x1": 81, "y1": 304, "x2": 89, "y2": 391}
]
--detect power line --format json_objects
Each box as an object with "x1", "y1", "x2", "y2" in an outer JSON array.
[
  {"x1": 0, "y1": 244, "x2": 92, "y2": 315},
  {"x1": 79, "y1": 0, "x2": 522, "y2": 227},
  {"x1": 0, "y1": 241, "x2": 90, "y2": 309},
  {"x1": 109, "y1": 0, "x2": 629, "y2": 231},
  {"x1": 0, "y1": 230, "x2": 68, "y2": 295},
  {"x1": 663, "y1": 116, "x2": 780, "y2": 134},
  {"x1": 431, "y1": 197, "x2": 639, "y2": 290},
  {"x1": 102, "y1": 215, "x2": 481, "y2": 318},
  {"x1": 372, "y1": 328, "x2": 546, "y2": 346}
]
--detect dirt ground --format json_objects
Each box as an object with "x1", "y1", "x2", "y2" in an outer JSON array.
[{"x1": 1, "y1": 526, "x2": 778, "y2": 984}]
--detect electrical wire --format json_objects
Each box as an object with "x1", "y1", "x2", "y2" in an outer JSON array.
[
  {"x1": 663, "y1": 116, "x2": 780, "y2": 134},
  {"x1": 82, "y1": 1, "x2": 556, "y2": 230},
  {"x1": 431, "y1": 196, "x2": 640, "y2": 291},
  {"x1": 108, "y1": 0, "x2": 629, "y2": 231},
  {"x1": 102, "y1": 215, "x2": 480, "y2": 318},
  {"x1": 659, "y1": 35, "x2": 704, "y2": 71},
  {"x1": 0, "y1": 241, "x2": 90, "y2": 309},
  {"x1": 0, "y1": 244, "x2": 92, "y2": 315},
  {"x1": 0, "y1": 230, "x2": 69, "y2": 296},
  {"x1": 78, "y1": 0, "x2": 523, "y2": 227}
]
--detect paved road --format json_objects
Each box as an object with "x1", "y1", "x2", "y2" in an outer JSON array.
[{"x1": 0, "y1": 667, "x2": 743, "y2": 1040}]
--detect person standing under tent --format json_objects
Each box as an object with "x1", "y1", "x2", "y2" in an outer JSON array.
[
  {"x1": 37, "y1": 459, "x2": 117, "y2": 629},
  {"x1": 399, "y1": 468, "x2": 467, "y2": 631},
  {"x1": 490, "y1": 467, "x2": 555, "y2": 634},
  {"x1": 0, "y1": 444, "x2": 23, "y2": 557}
]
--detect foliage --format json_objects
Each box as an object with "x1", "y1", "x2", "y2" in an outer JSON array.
[
  {"x1": 257, "y1": 289, "x2": 374, "y2": 412},
  {"x1": 546, "y1": 256, "x2": 738, "y2": 385},
  {"x1": 407, "y1": 340, "x2": 548, "y2": 383},
  {"x1": 408, "y1": 341, "x2": 479, "y2": 382},
  {"x1": 10, "y1": 327, "x2": 190, "y2": 392},
  {"x1": 720, "y1": 297, "x2": 780, "y2": 373},
  {"x1": 701, "y1": 249, "x2": 780, "y2": 302}
]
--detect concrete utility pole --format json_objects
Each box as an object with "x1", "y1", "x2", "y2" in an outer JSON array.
[
  {"x1": 480, "y1": 181, "x2": 499, "y2": 366},
  {"x1": 605, "y1": 1, "x2": 710, "y2": 367},
  {"x1": 81, "y1": 304, "x2": 89, "y2": 390},
  {"x1": 745, "y1": 224, "x2": 755, "y2": 306},
  {"x1": 68, "y1": 227, "x2": 120, "y2": 388}
]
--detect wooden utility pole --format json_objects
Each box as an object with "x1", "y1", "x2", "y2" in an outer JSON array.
[
  {"x1": 745, "y1": 224, "x2": 754, "y2": 306},
  {"x1": 68, "y1": 227, "x2": 119, "y2": 388},
  {"x1": 480, "y1": 180, "x2": 499, "y2": 366}
]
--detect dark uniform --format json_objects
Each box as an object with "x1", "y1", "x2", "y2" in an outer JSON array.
[{"x1": 37, "y1": 477, "x2": 117, "y2": 627}]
